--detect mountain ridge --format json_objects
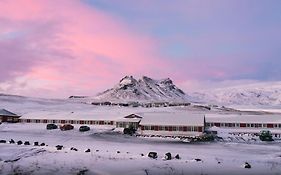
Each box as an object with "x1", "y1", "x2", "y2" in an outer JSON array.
[
  {"x1": 92, "y1": 75, "x2": 189, "y2": 103},
  {"x1": 190, "y1": 81, "x2": 281, "y2": 106}
]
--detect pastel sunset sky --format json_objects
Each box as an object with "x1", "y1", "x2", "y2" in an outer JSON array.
[{"x1": 0, "y1": 0, "x2": 281, "y2": 98}]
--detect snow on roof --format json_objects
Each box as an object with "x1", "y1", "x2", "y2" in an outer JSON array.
[
  {"x1": 115, "y1": 118, "x2": 142, "y2": 123},
  {"x1": 140, "y1": 112, "x2": 205, "y2": 126},
  {"x1": 206, "y1": 114, "x2": 281, "y2": 124},
  {"x1": 0, "y1": 109, "x2": 19, "y2": 117},
  {"x1": 21, "y1": 110, "x2": 128, "y2": 120}
]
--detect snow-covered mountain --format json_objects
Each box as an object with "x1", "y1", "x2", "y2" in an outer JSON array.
[
  {"x1": 190, "y1": 81, "x2": 281, "y2": 107},
  {"x1": 90, "y1": 76, "x2": 189, "y2": 103}
]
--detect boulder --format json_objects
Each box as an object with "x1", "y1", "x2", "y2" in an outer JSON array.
[
  {"x1": 175, "y1": 154, "x2": 180, "y2": 159},
  {"x1": 17, "y1": 141, "x2": 23, "y2": 145},
  {"x1": 0, "y1": 140, "x2": 6, "y2": 143},
  {"x1": 244, "y1": 162, "x2": 251, "y2": 169},
  {"x1": 56, "y1": 145, "x2": 63, "y2": 150},
  {"x1": 194, "y1": 158, "x2": 202, "y2": 162},
  {"x1": 70, "y1": 147, "x2": 78, "y2": 151},
  {"x1": 9, "y1": 139, "x2": 15, "y2": 144},
  {"x1": 34, "y1": 142, "x2": 39, "y2": 146},
  {"x1": 85, "y1": 149, "x2": 91, "y2": 153},
  {"x1": 24, "y1": 141, "x2": 30, "y2": 145},
  {"x1": 148, "y1": 152, "x2": 158, "y2": 159},
  {"x1": 40, "y1": 143, "x2": 45, "y2": 146},
  {"x1": 165, "y1": 152, "x2": 172, "y2": 160}
]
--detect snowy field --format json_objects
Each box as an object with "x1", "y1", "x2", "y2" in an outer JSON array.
[
  {"x1": 1, "y1": 123, "x2": 281, "y2": 175},
  {"x1": 1, "y1": 95, "x2": 281, "y2": 174}
]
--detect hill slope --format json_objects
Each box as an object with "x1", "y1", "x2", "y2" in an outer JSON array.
[{"x1": 190, "y1": 81, "x2": 281, "y2": 107}]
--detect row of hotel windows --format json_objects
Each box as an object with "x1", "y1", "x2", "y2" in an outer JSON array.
[
  {"x1": 206, "y1": 122, "x2": 281, "y2": 128},
  {"x1": 19, "y1": 119, "x2": 114, "y2": 125},
  {"x1": 140, "y1": 125, "x2": 203, "y2": 132},
  {"x1": 116, "y1": 122, "x2": 139, "y2": 128}
]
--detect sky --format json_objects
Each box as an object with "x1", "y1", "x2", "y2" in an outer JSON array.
[{"x1": 0, "y1": 0, "x2": 281, "y2": 98}]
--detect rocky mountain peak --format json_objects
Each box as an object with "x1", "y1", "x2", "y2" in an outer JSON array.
[{"x1": 94, "y1": 76, "x2": 188, "y2": 102}]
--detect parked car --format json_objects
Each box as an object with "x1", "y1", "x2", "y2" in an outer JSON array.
[
  {"x1": 79, "y1": 125, "x2": 90, "y2": 132},
  {"x1": 60, "y1": 124, "x2": 74, "y2": 131},
  {"x1": 46, "y1": 124, "x2": 58, "y2": 130}
]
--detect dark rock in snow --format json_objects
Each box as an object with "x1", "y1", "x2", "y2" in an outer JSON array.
[
  {"x1": 34, "y1": 142, "x2": 39, "y2": 146},
  {"x1": 165, "y1": 152, "x2": 172, "y2": 160},
  {"x1": 175, "y1": 154, "x2": 180, "y2": 159},
  {"x1": 148, "y1": 152, "x2": 158, "y2": 159},
  {"x1": 0, "y1": 140, "x2": 6, "y2": 143},
  {"x1": 17, "y1": 141, "x2": 23, "y2": 145},
  {"x1": 194, "y1": 158, "x2": 202, "y2": 162},
  {"x1": 9, "y1": 139, "x2": 15, "y2": 144},
  {"x1": 24, "y1": 141, "x2": 30, "y2": 145},
  {"x1": 244, "y1": 162, "x2": 251, "y2": 169},
  {"x1": 85, "y1": 149, "x2": 91, "y2": 153},
  {"x1": 56, "y1": 145, "x2": 63, "y2": 150},
  {"x1": 117, "y1": 151, "x2": 120, "y2": 154},
  {"x1": 70, "y1": 147, "x2": 78, "y2": 151},
  {"x1": 40, "y1": 143, "x2": 45, "y2": 146}
]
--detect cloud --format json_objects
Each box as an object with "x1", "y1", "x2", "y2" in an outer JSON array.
[
  {"x1": 0, "y1": 0, "x2": 167, "y2": 97},
  {"x1": 1, "y1": 0, "x2": 281, "y2": 98}
]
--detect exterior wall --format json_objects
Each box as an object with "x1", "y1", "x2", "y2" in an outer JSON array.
[
  {"x1": 206, "y1": 122, "x2": 281, "y2": 129},
  {"x1": 0, "y1": 115, "x2": 20, "y2": 123},
  {"x1": 116, "y1": 121, "x2": 139, "y2": 129},
  {"x1": 19, "y1": 119, "x2": 115, "y2": 125},
  {"x1": 138, "y1": 125, "x2": 204, "y2": 137}
]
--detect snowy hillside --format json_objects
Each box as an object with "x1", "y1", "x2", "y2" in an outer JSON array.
[
  {"x1": 190, "y1": 81, "x2": 281, "y2": 107},
  {"x1": 85, "y1": 76, "x2": 189, "y2": 103}
]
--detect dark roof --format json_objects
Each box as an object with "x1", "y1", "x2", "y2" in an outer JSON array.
[
  {"x1": 0, "y1": 109, "x2": 20, "y2": 117},
  {"x1": 124, "y1": 114, "x2": 142, "y2": 119}
]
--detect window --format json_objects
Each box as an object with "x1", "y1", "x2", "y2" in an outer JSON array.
[
  {"x1": 154, "y1": 126, "x2": 159, "y2": 131},
  {"x1": 168, "y1": 126, "x2": 173, "y2": 131},
  {"x1": 240, "y1": 123, "x2": 246, "y2": 127},
  {"x1": 267, "y1": 124, "x2": 274, "y2": 128},
  {"x1": 179, "y1": 126, "x2": 183, "y2": 131}
]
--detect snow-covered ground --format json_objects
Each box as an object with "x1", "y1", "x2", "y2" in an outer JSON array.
[
  {"x1": 1, "y1": 123, "x2": 281, "y2": 175},
  {"x1": 1, "y1": 94, "x2": 281, "y2": 174}
]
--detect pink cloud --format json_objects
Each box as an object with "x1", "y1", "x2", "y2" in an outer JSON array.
[{"x1": 0, "y1": 0, "x2": 168, "y2": 97}]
